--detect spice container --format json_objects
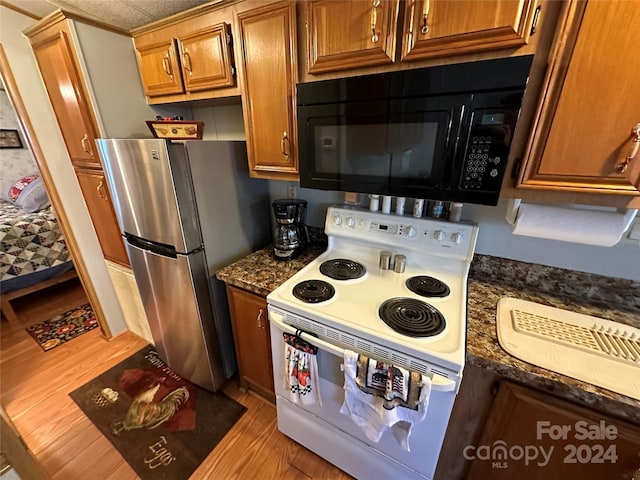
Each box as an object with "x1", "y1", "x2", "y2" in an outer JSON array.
[
  {"x1": 379, "y1": 250, "x2": 392, "y2": 270},
  {"x1": 413, "y1": 199, "x2": 424, "y2": 217},
  {"x1": 429, "y1": 200, "x2": 444, "y2": 219},
  {"x1": 393, "y1": 254, "x2": 406, "y2": 273},
  {"x1": 449, "y1": 202, "x2": 463, "y2": 222}
]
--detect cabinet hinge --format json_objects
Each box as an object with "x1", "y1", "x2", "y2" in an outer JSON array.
[
  {"x1": 226, "y1": 33, "x2": 232, "y2": 45},
  {"x1": 231, "y1": 66, "x2": 236, "y2": 77},
  {"x1": 511, "y1": 157, "x2": 522, "y2": 179}
]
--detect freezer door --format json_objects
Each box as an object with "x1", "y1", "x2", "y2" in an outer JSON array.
[
  {"x1": 96, "y1": 138, "x2": 202, "y2": 253},
  {"x1": 125, "y1": 241, "x2": 225, "y2": 391}
]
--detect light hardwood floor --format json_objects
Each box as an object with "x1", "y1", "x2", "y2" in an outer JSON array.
[{"x1": 0, "y1": 279, "x2": 352, "y2": 479}]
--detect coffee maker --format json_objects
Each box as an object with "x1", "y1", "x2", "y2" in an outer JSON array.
[{"x1": 272, "y1": 198, "x2": 308, "y2": 260}]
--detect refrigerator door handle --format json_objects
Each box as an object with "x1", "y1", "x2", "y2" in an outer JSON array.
[{"x1": 125, "y1": 233, "x2": 177, "y2": 258}]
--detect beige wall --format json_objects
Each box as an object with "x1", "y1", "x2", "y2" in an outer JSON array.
[{"x1": 0, "y1": 6, "x2": 127, "y2": 334}]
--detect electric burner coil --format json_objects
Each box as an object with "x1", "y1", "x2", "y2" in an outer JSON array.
[
  {"x1": 319, "y1": 259, "x2": 366, "y2": 280},
  {"x1": 293, "y1": 279, "x2": 335, "y2": 303},
  {"x1": 378, "y1": 297, "x2": 446, "y2": 337}
]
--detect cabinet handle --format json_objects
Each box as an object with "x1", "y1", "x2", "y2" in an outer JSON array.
[
  {"x1": 182, "y1": 49, "x2": 193, "y2": 76},
  {"x1": 529, "y1": 5, "x2": 542, "y2": 36},
  {"x1": 371, "y1": 0, "x2": 381, "y2": 43},
  {"x1": 256, "y1": 308, "x2": 264, "y2": 329},
  {"x1": 281, "y1": 131, "x2": 289, "y2": 159},
  {"x1": 616, "y1": 123, "x2": 640, "y2": 174},
  {"x1": 96, "y1": 180, "x2": 106, "y2": 200},
  {"x1": 81, "y1": 133, "x2": 90, "y2": 154},
  {"x1": 162, "y1": 52, "x2": 173, "y2": 79},
  {"x1": 420, "y1": 0, "x2": 431, "y2": 35}
]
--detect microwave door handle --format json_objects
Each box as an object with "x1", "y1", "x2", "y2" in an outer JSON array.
[
  {"x1": 270, "y1": 309, "x2": 457, "y2": 392},
  {"x1": 444, "y1": 105, "x2": 466, "y2": 182}
]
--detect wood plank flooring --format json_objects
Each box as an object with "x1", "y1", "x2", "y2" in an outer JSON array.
[{"x1": 0, "y1": 279, "x2": 352, "y2": 479}]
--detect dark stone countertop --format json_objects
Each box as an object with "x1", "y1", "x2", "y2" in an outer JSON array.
[
  {"x1": 216, "y1": 248, "x2": 640, "y2": 424},
  {"x1": 216, "y1": 244, "x2": 327, "y2": 297}
]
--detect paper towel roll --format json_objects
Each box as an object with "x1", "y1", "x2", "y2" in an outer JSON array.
[{"x1": 511, "y1": 203, "x2": 637, "y2": 247}]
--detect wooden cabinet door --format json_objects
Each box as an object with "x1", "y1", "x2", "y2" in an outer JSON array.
[
  {"x1": 306, "y1": 0, "x2": 400, "y2": 74},
  {"x1": 75, "y1": 168, "x2": 129, "y2": 267},
  {"x1": 467, "y1": 382, "x2": 640, "y2": 480},
  {"x1": 519, "y1": 0, "x2": 640, "y2": 196},
  {"x1": 30, "y1": 24, "x2": 100, "y2": 169},
  {"x1": 226, "y1": 286, "x2": 274, "y2": 400},
  {"x1": 177, "y1": 23, "x2": 235, "y2": 92},
  {"x1": 236, "y1": 1, "x2": 298, "y2": 180},
  {"x1": 135, "y1": 39, "x2": 184, "y2": 97},
  {"x1": 402, "y1": 0, "x2": 537, "y2": 61}
]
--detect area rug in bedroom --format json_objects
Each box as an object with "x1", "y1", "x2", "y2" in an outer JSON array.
[
  {"x1": 69, "y1": 345, "x2": 246, "y2": 480},
  {"x1": 26, "y1": 303, "x2": 98, "y2": 351}
]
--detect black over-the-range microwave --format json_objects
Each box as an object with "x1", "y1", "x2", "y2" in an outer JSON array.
[{"x1": 297, "y1": 55, "x2": 534, "y2": 206}]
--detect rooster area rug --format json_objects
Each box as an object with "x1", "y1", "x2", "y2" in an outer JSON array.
[{"x1": 70, "y1": 345, "x2": 246, "y2": 480}]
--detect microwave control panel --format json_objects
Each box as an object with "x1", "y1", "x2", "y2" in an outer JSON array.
[{"x1": 460, "y1": 110, "x2": 512, "y2": 192}]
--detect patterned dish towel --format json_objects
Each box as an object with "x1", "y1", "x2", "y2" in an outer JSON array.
[
  {"x1": 283, "y1": 332, "x2": 321, "y2": 406},
  {"x1": 340, "y1": 350, "x2": 432, "y2": 451}
]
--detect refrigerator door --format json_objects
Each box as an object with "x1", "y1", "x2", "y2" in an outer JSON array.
[
  {"x1": 96, "y1": 138, "x2": 202, "y2": 253},
  {"x1": 125, "y1": 240, "x2": 225, "y2": 391}
]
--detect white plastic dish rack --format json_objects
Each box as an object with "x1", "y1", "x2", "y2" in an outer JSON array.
[{"x1": 496, "y1": 297, "x2": 640, "y2": 400}]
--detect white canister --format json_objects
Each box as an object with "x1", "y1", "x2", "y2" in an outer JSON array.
[
  {"x1": 369, "y1": 194, "x2": 380, "y2": 211},
  {"x1": 413, "y1": 199, "x2": 424, "y2": 218},
  {"x1": 381, "y1": 195, "x2": 392, "y2": 214},
  {"x1": 395, "y1": 197, "x2": 406, "y2": 215}
]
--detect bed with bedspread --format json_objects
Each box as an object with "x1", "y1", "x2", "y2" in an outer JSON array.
[{"x1": 0, "y1": 175, "x2": 75, "y2": 322}]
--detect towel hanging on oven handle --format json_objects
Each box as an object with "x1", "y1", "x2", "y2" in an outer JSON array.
[
  {"x1": 283, "y1": 330, "x2": 318, "y2": 355},
  {"x1": 270, "y1": 311, "x2": 457, "y2": 392}
]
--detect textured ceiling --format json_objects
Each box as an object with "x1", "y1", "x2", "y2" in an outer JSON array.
[{"x1": 4, "y1": 0, "x2": 212, "y2": 30}]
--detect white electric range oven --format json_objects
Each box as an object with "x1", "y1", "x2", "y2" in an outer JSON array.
[{"x1": 267, "y1": 205, "x2": 478, "y2": 480}]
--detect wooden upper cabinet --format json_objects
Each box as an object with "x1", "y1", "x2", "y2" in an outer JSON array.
[
  {"x1": 236, "y1": 1, "x2": 298, "y2": 180},
  {"x1": 305, "y1": 0, "x2": 539, "y2": 74},
  {"x1": 402, "y1": 0, "x2": 538, "y2": 61},
  {"x1": 307, "y1": 0, "x2": 400, "y2": 74},
  {"x1": 75, "y1": 169, "x2": 129, "y2": 267},
  {"x1": 177, "y1": 23, "x2": 235, "y2": 92},
  {"x1": 29, "y1": 22, "x2": 100, "y2": 169},
  {"x1": 135, "y1": 39, "x2": 185, "y2": 97},
  {"x1": 519, "y1": 0, "x2": 640, "y2": 196}
]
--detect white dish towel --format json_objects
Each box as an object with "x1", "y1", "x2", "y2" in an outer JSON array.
[
  {"x1": 283, "y1": 333, "x2": 321, "y2": 406},
  {"x1": 340, "y1": 349, "x2": 432, "y2": 451}
]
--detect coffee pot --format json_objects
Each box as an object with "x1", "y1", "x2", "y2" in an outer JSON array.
[{"x1": 272, "y1": 198, "x2": 308, "y2": 260}]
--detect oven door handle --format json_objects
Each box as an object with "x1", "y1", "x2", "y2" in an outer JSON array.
[{"x1": 270, "y1": 311, "x2": 457, "y2": 392}]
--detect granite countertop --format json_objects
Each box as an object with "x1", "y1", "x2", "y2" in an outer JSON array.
[
  {"x1": 216, "y1": 244, "x2": 327, "y2": 297},
  {"x1": 467, "y1": 255, "x2": 640, "y2": 424},
  {"x1": 216, "y1": 248, "x2": 640, "y2": 423}
]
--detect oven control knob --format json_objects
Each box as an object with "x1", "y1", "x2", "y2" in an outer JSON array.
[
  {"x1": 334, "y1": 215, "x2": 343, "y2": 226},
  {"x1": 345, "y1": 216, "x2": 355, "y2": 228},
  {"x1": 433, "y1": 230, "x2": 445, "y2": 241},
  {"x1": 450, "y1": 233, "x2": 462, "y2": 244},
  {"x1": 401, "y1": 225, "x2": 417, "y2": 237}
]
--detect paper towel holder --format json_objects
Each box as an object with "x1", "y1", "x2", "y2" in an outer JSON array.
[
  {"x1": 505, "y1": 199, "x2": 522, "y2": 225},
  {"x1": 505, "y1": 198, "x2": 638, "y2": 228}
]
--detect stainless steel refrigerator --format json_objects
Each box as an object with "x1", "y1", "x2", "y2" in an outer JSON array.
[{"x1": 96, "y1": 139, "x2": 270, "y2": 391}]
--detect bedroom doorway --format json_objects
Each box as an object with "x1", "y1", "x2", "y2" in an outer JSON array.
[{"x1": 0, "y1": 45, "x2": 105, "y2": 335}]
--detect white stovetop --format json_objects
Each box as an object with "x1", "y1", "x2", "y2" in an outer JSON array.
[{"x1": 267, "y1": 206, "x2": 479, "y2": 373}]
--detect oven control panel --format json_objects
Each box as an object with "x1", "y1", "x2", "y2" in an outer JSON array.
[{"x1": 327, "y1": 206, "x2": 478, "y2": 261}]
